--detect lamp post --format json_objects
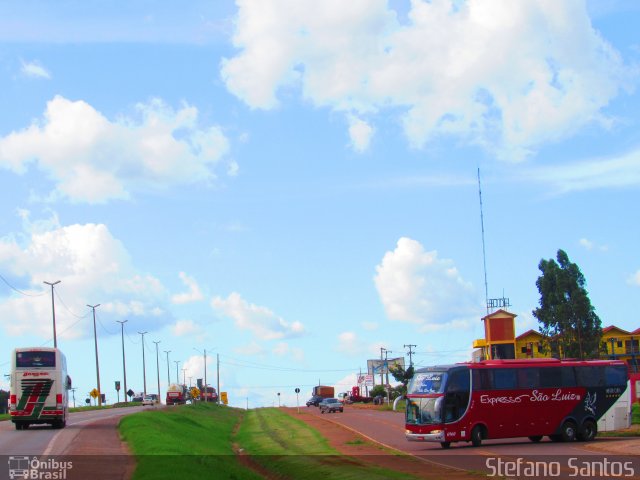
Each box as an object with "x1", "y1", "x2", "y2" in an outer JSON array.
[
  {"x1": 117, "y1": 320, "x2": 128, "y2": 403},
  {"x1": 153, "y1": 341, "x2": 161, "y2": 403},
  {"x1": 164, "y1": 350, "x2": 171, "y2": 385},
  {"x1": 88, "y1": 304, "x2": 102, "y2": 406},
  {"x1": 139, "y1": 331, "x2": 148, "y2": 396},
  {"x1": 174, "y1": 360, "x2": 180, "y2": 385},
  {"x1": 43, "y1": 280, "x2": 61, "y2": 348}
]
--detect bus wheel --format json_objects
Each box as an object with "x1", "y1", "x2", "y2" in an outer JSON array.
[
  {"x1": 440, "y1": 442, "x2": 451, "y2": 449},
  {"x1": 528, "y1": 435, "x2": 543, "y2": 443},
  {"x1": 577, "y1": 420, "x2": 597, "y2": 442},
  {"x1": 471, "y1": 426, "x2": 483, "y2": 447},
  {"x1": 14, "y1": 422, "x2": 22, "y2": 431},
  {"x1": 560, "y1": 421, "x2": 577, "y2": 442}
]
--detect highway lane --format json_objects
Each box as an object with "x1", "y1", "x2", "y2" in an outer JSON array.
[
  {"x1": 0, "y1": 405, "x2": 146, "y2": 456},
  {"x1": 304, "y1": 406, "x2": 640, "y2": 477}
]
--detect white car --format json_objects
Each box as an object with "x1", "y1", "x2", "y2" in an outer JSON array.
[{"x1": 142, "y1": 394, "x2": 157, "y2": 406}]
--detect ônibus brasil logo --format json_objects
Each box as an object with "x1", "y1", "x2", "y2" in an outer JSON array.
[{"x1": 7, "y1": 456, "x2": 73, "y2": 480}]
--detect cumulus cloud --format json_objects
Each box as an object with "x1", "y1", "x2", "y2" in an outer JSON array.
[
  {"x1": 336, "y1": 331, "x2": 363, "y2": 355},
  {"x1": 20, "y1": 60, "x2": 51, "y2": 79},
  {"x1": 221, "y1": 0, "x2": 629, "y2": 160},
  {"x1": 578, "y1": 238, "x2": 608, "y2": 252},
  {"x1": 171, "y1": 272, "x2": 204, "y2": 304},
  {"x1": 374, "y1": 237, "x2": 480, "y2": 329},
  {"x1": 211, "y1": 292, "x2": 304, "y2": 340},
  {"x1": 0, "y1": 214, "x2": 171, "y2": 339},
  {"x1": 172, "y1": 319, "x2": 201, "y2": 336},
  {"x1": 0, "y1": 96, "x2": 230, "y2": 203},
  {"x1": 348, "y1": 116, "x2": 374, "y2": 152}
]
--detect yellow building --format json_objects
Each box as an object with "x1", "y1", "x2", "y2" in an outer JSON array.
[{"x1": 472, "y1": 309, "x2": 639, "y2": 372}]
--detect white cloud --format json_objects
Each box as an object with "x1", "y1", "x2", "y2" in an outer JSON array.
[
  {"x1": 374, "y1": 237, "x2": 480, "y2": 328},
  {"x1": 211, "y1": 292, "x2": 305, "y2": 340},
  {"x1": 221, "y1": 0, "x2": 629, "y2": 160},
  {"x1": 348, "y1": 116, "x2": 374, "y2": 152},
  {"x1": 578, "y1": 238, "x2": 608, "y2": 252},
  {"x1": 181, "y1": 354, "x2": 213, "y2": 386},
  {"x1": 0, "y1": 216, "x2": 171, "y2": 339},
  {"x1": 171, "y1": 272, "x2": 204, "y2": 304},
  {"x1": 20, "y1": 60, "x2": 51, "y2": 79},
  {"x1": 0, "y1": 96, "x2": 230, "y2": 203},
  {"x1": 628, "y1": 270, "x2": 640, "y2": 287},
  {"x1": 336, "y1": 331, "x2": 364, "y2": 356},
  {"x1": 172, "y1": 319, "x2": 201, "y2": 336},
  {"x1": 534, "y1": 147, "x2": 640, "y2": 193}
]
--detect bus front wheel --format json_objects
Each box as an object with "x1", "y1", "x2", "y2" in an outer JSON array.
[
  {"x1": 560, "y1": 421, "x2": 577, "y2": 442},
  {"x1": 528, "y1": 435, "x2": 543, "y2": 443},
  {"x1": 471, "y1": 426, "x2": 483, "y2": 447},
  {"x1": 440, "y1": 442, "x2": 451, "y2": 449}
]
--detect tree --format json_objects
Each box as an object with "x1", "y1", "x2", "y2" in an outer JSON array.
[
  {"x1": 532, "y1": 249, "x2": 602, "y2": 359},
  {"x1": 389, "y1": 364, "x2": 414, "y2": 396}
]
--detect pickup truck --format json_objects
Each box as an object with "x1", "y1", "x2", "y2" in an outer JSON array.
[{"x1": 319, "y1": 397, "x2": 343, "y2": 414}]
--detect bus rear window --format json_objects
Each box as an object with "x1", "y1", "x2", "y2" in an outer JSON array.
[{"x1": 16, "y1": 351, "x2": 56, "y2": 368}]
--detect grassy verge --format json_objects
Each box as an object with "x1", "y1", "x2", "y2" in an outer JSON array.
[
  {"x1": 119, "y1": 402, "x2": 261, "y2": 480},
  {"x1": 235, "y1": 407, "x2": 418, "y2": 479}
]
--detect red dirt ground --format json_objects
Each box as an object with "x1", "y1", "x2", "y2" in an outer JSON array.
[{"x1": 281, "y1": 406, "x2": 475, "y2": 479}]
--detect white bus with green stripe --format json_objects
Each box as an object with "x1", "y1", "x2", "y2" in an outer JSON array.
[{"x1": 9, "y1": 347, "x2": 71, "y2": 430}]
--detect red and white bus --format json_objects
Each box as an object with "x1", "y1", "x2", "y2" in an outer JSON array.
[
  {"x1": 9, "y1": 347, "x2": 71, "y2": 430},
  {"x1": 405, "y1": 358, "x2": 629, "y2": 448}
]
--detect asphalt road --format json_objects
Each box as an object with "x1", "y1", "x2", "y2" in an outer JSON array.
[
  {"x1": 305, "y1": 405, "x2": 640, "y2": 478},
  {"x1": 0, "y1": 406, "x2": 145, "y2": 456}
]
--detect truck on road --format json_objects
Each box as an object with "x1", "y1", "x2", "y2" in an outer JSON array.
[
  {"x1": 166, "y1": 384, "x2": 186, "y2": 405},
  {"x1": 312, "y1": 385, "x2": 334, "y2": 398}
]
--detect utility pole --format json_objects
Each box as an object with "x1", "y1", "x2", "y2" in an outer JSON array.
[
  {"x1": 139, "y1": 331, "x2": 148, "y2": 396},
  {"x1": 383, "y1": 348, "x2": 393, "y2": 403},
  {"x1": 217, "y1": 353, "x2": 220, "y2": 404},
  {"x1": 164, "y1": 350, "x2": 171, "y2": 385},
  {"x1": 174, "y1": 360, "x2": 180, "y2": 384},
  {"x1": 379, "y1": 347, "x2": 385, "y2": 387},
  {"x1": 43, "y1": 280, "x2": 61, "y2": 348},
  {"x1": 88, "y1": 304, "x2": 102, "y2": 406},
  {"x1": 193, "y1": 348, "x2": 208, "y2": 401},
  {"x1": 182, "y1": 369, "x2": 186, "y2": 386},
  {"x1": 117, "y1": 320, "x2": 128, "y2": 403},
  {"x1": 404, "y1": 344, "x2": 417, "y2": 367},
  {"x1": 153, "y1": 340, "x2": 161, "y2": 403}
]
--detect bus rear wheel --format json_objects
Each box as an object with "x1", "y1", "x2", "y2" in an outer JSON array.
[
  {"x1": 560, "y1": 421, "x2": 577, "y2": 442},
  {"x1": 577, "y1": 420, "x2": 597, "y2": 442}
]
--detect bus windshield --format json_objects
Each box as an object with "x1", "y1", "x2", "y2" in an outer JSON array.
[
  {"x1": 16, "y1": 351, "x2": 56, "y2": 368},
  {"x1": 406, "y1": 397, "x2": 443, "y2": 425},
  {"x1": 408, "y1": 371, "x2": 447, "y2": 394}
]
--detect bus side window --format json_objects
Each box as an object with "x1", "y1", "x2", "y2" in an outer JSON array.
[
  {"x1": 517, "y1": 368, "x2": 540, "y2": 389},
  {"x1": 576, "y1": 367, "x2": 605, "y2": 387},
  {"x1": 66, "y1": 375, "x2": 72, "y2": 389},
  {"x1": 605, "y1": 366, "x2": 627, "y2": 386},
  {"x1": 493, "y1": 369, "x2": 517, "y2": 389}
]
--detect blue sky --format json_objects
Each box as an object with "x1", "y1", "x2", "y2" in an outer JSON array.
[{"x1": 1, "y1": 0, "x2": 639, "y2": 408}]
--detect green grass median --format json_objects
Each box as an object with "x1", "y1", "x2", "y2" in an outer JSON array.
[{"x1": 119, "y1": 403, "x2": 418, "y2": 479}]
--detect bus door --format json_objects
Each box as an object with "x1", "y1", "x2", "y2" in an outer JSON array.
[{"x1": 443, "y1": 368, "x2": 470, "y2": 435}]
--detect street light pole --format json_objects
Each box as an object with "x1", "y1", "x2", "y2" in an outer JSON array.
[
  {"x1": 117, "y1": 320, "x2": 128, "y2": 403},
  {"x1": 164, "y1": 351, "x2": 171, "y2": 385},
  {"x1": 174, "y1": 360, "x2": 180, "y2": 385},
  {"x1": 139, "y1": 331, "x2": 148, "y2": 396},
  {"x1": 43, "y1": 280, "x2": 61, "y2": 348},
  {"x1": 88, "y1": 304, "x2": 102, "y2": 406},
  {"x1": 182, "y1": 369, "x2": 186, "y2": 386},
  {"x1": 193, "y1": 348, "x2": 207, "y2": 402},
  {"x1": 153, "y1": 341, "x2": 161, "y2": 403}
]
